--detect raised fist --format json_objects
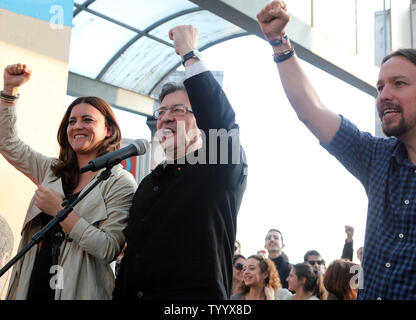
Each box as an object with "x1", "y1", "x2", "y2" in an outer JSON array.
[
  {"x1": 256, "y1": 1, "x2": 290, "y2": 42},
  {"x1": 3, "y1": 63, "x2": 32, "y2": 95},
  {"x1": 168, "y1": 25, "x2": 198, "y2": 57},
  {"x1": 345, "y1": 225, "x2": 354, "y2": 242}
]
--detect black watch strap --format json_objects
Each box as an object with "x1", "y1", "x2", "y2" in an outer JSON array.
[{"x1": 182, "y1": 50, "x2": 200, "y2": 66}]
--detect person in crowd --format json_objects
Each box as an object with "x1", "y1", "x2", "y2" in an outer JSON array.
[
  {"x1": 356, "y1": 246, "x2": 363, "y2": 264},
  {"x1": 341, "y1": 225, "x2": 354, "y2": 261},
  {"x1": 234, "y1": 240, "x2": 242, "y2": 255},
  {"x1": 257, "y1": 0, "x2": 416, "y2": 299},
  {"x1": 324, "y1": 259, "x2": 359, "y2": 300},
  {"x1": 0, "y1": 215, "x2": 14, "y2": 298},
  {"x1": 231, "y1": 254, "x2": 246, "y2": 296},
  {"x1": 114, "y1": 242, "x2": 127, "y2": 278},
  {"x1": 231, "y1": 254, "x2": 292, "y2": 300},
  {"x1": 287, "y1": 262, "x2": 327, "y2": 300},
  {"x1": 113, "y1": 25, "x2": 247, "y2": 300},
  {"x1": 304, "y1": 250, "x2": 326, "y2": 274},
  {"x1": 264, "y1": 229, "x2": 291, "y2": 288},
  {"x1": 0, "y1": 64, "x2": 137, "y2": 299},
  {"x1": 257, "y1": 249, "x2": 267, "y2": 258}
]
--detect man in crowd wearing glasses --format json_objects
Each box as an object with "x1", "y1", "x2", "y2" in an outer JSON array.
[
  {"x1": 304, "y1": 250, "x2": 326, "y2": 274},
  {"x1": 113, "y1": 25, "x2": 247, "y2": 300}
]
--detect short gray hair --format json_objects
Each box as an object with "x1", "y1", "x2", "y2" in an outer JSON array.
[{"x1": 158, "y1": 82, "x2": 187, "y2": 104}]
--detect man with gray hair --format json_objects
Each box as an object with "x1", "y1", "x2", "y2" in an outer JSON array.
[{"x1": 113, "y1": 25, "x2": 247, "y2": 300}]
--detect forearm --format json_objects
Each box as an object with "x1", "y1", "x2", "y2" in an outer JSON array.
[
  {"x1": 69, "y1": 217, "x2": 125, "y2": 263},
  {"x1": 0, "y1": 107, "x2": 51, "y2": 184},
  {"x1": 184, "y1": 70, "x2": 236, "y2": 131},
  {"x1": 60, "y1": 211, "x2": 80, "y2": 235},
  {"x1": 342, "y1": 240, "x2": 353, "y2": 261},
  {"x1": 2, "y1": 86, "x2": 19, "y2": 96},
  {"x1": 275, "y1": 49, "x2": 341, "y2": 145}
]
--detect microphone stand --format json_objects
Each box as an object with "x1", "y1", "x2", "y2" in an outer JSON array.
[{"x1": 0, "y1": 166, "x2": 113, "y2": 278}]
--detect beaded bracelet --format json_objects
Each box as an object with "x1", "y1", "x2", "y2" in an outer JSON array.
[
  {"x1": 269, "y1": 34, "x2": 289, "y2": 46},
  {"x1": 273, "y1": 48, "x2": 295, "y2": 64},
  {"x1": 0, "y1": 90, "x2": 20, "y2": 102}
]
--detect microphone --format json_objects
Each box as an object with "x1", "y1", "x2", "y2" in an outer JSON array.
[{"x1": 80, "y1": 139, "x2": 149, "y2": 173}]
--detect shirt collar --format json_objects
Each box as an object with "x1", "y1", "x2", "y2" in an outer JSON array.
[{"x1": 391, "y1": 140, "x2": 416, "y2": 168}]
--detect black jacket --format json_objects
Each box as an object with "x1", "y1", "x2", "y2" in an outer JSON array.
[
  {"x1": 113, "y1": 71, "x2": 247, "y2": 300},
  {"x1": 271, "y1": 255, "x2": 291, "y2": 289}
]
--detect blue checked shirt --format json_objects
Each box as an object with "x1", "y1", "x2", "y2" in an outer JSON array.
[{"x1": 322, "y1": 115, "x2": 416, "y2": 300}]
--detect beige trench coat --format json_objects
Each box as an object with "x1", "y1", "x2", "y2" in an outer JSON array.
[{"x1": 0, "y1": 106, "x2": 137, "y2": 300}]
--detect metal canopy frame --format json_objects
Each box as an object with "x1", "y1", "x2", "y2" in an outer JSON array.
[
  {"x1": 148, "y1": 31, "x2": 249, "y2": 96},
  {"x1": 70, "y1": 1, "x2": 252, "y2": 108},
  {"x1": 189, "y1": 0, "x2": 378, "y2": 98},
  {"x1": 73, "y1": 3, "x2": 173, "y2": 48},
  {"x1": 96, "y1": 7, "x2": 204, "y2": 80},
  {"x1": 73, "y1": 0, "x2": 96, "y2": 18}
]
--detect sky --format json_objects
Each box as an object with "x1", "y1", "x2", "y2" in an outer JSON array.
[{"x1": 111, "y1": 34, "x2": 376, "y2": 266}]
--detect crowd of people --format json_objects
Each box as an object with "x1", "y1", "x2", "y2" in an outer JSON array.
[
  {"x1": 1, "y1": 0, "x2": 416, "y2": 300},
  {"x1": 230, "y1": 226, "x2": 362, "y2": 300}
]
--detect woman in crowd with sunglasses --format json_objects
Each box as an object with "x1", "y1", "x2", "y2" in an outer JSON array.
[
  {"x1": 287, "y1": 262, "x2": 327, "y2": 300},
  {"x1": 231, "y1": 254, "x2": 246, "y2": 296},
  {"x1": 231, "y1": 254, "x2": 293, "y2": 300},
  {"x1": 304, "y1": 250, "x2": 326, "y2": 274}
]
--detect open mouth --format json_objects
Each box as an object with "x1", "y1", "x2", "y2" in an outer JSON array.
[
  {"x1": 383, "y1": 108, "x2": 400, "y2": 120},
  {"x1": 380, "y1": 103, "x2": 401, "y2": 121},
  {"x1": 162, "y1": 128, "x2": 176, "y2": 136},
  {"x1": 159, "y1": 128, "x2": 177, "y2": 143}
]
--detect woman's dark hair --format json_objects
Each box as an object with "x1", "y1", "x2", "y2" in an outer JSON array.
[
  {"x1": 323, "y1": 259, "x2": 358, "y2": 300},
  {"x1": 293, "y1": 262, "x2": 327, "y2": 300},
  {"x1": 382, "y1": 48, "x2": 416, "y2": 66},
  {"x1": 51, "y1": 96, "x2": 121, "y2": 194},
  {"x1": 239, "y1": 254, "x2": 281, "y2": 295},
  {"x1": 233, "y1": 254, "x2": 246, "y2": 266},
  {"x1": 158, "y1": 82, "x2": 187, "y2": 104}
]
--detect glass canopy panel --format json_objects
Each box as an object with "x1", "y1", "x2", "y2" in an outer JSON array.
[
  {"x1": 100, "y1": 10, "x2": 245, "y2": 96},
  {"x1": 69, "y1": 10, "x2": 136, "y2": 78},
  {"x1": 149, "y1": 10, "x2": 245, "y2": 45},
  {"x1": 88, "y1": 0, "x2": 198, "y2": 30},
  {"x1": 100, "y1": 37, "x2": 178, "y2": 95}
]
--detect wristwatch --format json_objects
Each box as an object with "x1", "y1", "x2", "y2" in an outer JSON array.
[{"x1": 181, "y1": 50, "x2": 202, "y2": 66}]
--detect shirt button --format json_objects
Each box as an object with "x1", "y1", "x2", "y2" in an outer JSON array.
[
  {"x1": 385, "y1": 262, "x2": 391, "y2": 268},
  {"x1": 404, "y1": 200, "x2": 410, "y2": 205},
  {"x1": 137, "y1": 291, "x2": 143, "y2": 298},
  {"x1": 399, "y1": 233, "x2": 404, "y2": 239},
  {"x1": 153, "y1": 186, "x2": 159, "y2": 192}
]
